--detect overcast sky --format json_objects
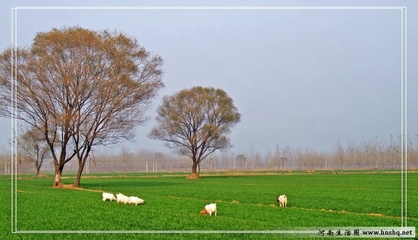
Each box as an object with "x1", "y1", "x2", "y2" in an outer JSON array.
[{"x1": 1, "y1": 0, "x2": 417, "y2": 155}]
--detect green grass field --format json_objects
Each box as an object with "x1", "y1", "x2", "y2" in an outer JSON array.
[{"x1": 1, "y1": 171, "x2": 417, "y2": 239}]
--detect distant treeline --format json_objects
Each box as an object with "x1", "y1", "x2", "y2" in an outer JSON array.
[{"x1": 2, "y1": 136, "x2": 417, "y2": 175}]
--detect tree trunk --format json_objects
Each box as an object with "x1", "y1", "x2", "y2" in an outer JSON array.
[
  {"x1": 73, "y1": 157, "x2": 87, "y2": 188},
  {"x1": 186, "y1": 161, "x2": 200, "y2": 179},
  {"x1": 53, "y1": 165, "x2": 64, "y2": 187},
  {"x1": 35, "y1": 159, "x2": 42, "y2": 177},
  {"x1": 191, "y1": 161, "x2": 198, "y2": 175},
  {"x1": 73, "y1": 167, "x2": 83, "y2": 188},
  {"x1": 35, "y1": 166, "x2": 40, "y2": 177}
]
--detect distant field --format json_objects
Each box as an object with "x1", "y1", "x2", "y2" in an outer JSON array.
[{"x1": 1, "y1": 171, "x2": 417, "y2": 239}]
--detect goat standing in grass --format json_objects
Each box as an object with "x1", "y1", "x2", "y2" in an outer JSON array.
[
  {"x1": 129, "y1": 196, "x2": 145, "y2": 205},
  {"x1": 277, "y1": 194, "x2": 287, "y2": 208},
  {"x1": 116, "y1": 193, "x2": 130, "y2": 204},
  {"x1": 102, "y1": 192, "x2": 116, "y2": 202},
  {"x1": 200, "y1": 203, "x2": 217, "y2": 216}
]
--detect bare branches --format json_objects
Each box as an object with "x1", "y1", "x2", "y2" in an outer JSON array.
[
  {"x1": 0, "y1": 26, "x2": 164, "y2": 186},
  {"x1": 149, "y1": 86, "x2": 240, "y2": 175}
]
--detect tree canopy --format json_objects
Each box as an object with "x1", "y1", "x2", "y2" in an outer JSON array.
[
  {"x1": 149, "y1": 86, "x2": 240, "y2": 177},
  {"x1": 0, "y1": 26, "x2": 164, "y2": 187}
]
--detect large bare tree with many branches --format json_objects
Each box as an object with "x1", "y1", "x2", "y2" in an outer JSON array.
[
  {"x1": 149, "y1": 86, "x2": 240, "y2": 178},
  {"x1": 0, "y1": 27, "x2": 164, "y2": 187}
]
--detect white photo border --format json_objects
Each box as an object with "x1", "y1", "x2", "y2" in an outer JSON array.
[{"x1": 10, "y1": 5, "x2": 408, "y2": 235}]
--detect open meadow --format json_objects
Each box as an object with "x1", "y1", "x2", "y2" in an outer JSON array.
[{"x1": 1, "y1": 171, "x2": 417, "y2": 239}]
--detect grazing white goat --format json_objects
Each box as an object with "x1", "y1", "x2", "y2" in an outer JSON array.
[
  {"x1": 116, "y1": 193, "x2": 130, "y2": 204},
  {"x1": 200, "y1": 203, "x2": 217, "y2": 216},
  {"x1": 277, "y1": 194, "x2": 287, "y2": 208},
  {"x1": 128, "y1": 196, "x2": 145, "y2": 205},
  {"x1": 102, "y1": 192, "x2": 116, "y2": 202}
]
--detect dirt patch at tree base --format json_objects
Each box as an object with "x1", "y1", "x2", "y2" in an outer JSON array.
[
  {"x1": 185, "y1": 174, "x2": 200, "y2": 179},
  {"x1": 54, "y1": 183, "x2": 82, "y2": 189}
]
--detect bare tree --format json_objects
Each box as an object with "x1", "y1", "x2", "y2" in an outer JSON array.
[
  {"x1": 149, "y1": 86, "x2": 241, "y2": 178},
  {"x1": 0, "y1": 151, "x2": 10, "y2": 174},
  {"x1": 0, "y1": 27, "x2": 164, "y2": 187},
  {"x1": 120, "y1": 147, "x2": 133, "y2": 174},
  {"x1": 336, "y1": 135, "x2": 345, "y2": 172},
  {"x1": 273, "y1": 144, "x2": 281, "y2": 170},
  {"x1": 18, "y1": 127, "x2": 50, "y2": 177},
  {"x1": 235, "y1": 154, "x2": 247, "y2": 169}
]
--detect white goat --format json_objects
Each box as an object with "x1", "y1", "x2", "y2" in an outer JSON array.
[
  {"x1": 129, "y1": 196, "x2": 145, "y2": 205},
  {"x1": 116, "y1": 193, "x2": 130, "y2": 204},
  {"x1": 277, "y1": 194, "x2": 287, "y2": 208},
  {"x1": 200, "y1": 203, "x2": 217, "y2": 216},
  {"x1": 102, "y1": 192, "x2": 116, "y2": 202}
]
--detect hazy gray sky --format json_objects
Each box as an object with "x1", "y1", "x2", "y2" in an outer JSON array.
[{"x1": 1, "y1": 0, "x2": 417, "y2": 155}]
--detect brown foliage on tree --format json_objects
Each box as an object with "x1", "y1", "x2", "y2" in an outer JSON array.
[
  {"x1": 0, "y1": 26, "x2": 164, "y2": 187},
  {"x1": 149, "y1": 86, "x2": 240, "y2": 177}
]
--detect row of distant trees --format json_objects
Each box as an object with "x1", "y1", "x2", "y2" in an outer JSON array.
[{"x1": 3, "y1": 135, "x2": 417, "y2": 175}]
